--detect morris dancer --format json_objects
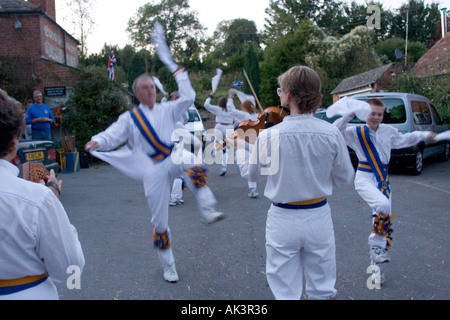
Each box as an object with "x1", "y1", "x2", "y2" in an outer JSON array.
[
  {"x1": 204, "y1": 89, "x2": 236, "y2": 176},
  {"x1": 333, "y1": 98, "x2": 436, "y2": 283},
  {"x1": 85, "y1": 23, "x2": 224, "y2": 283},
  {"x1": 235, "y1": 66, "x2": 354, "y2": 299},
  {"x1": 229, "y1": 98, "x2": 260, "y2": 198}
]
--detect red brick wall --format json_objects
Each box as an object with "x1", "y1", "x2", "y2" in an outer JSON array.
[
  {"x1": 28, "y1": 0, "x2": 56, "y2": 21},
  {"x1": 0, "y1": 12, "x2": 79, "y2": 98}
]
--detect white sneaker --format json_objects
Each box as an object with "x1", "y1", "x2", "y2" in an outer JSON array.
[
  {"x1": 219, "y1": 168, "x2": 227, "y2": 176},
  {"x1": 199, "y1": 209, "x2": 225, "y2": 225},
  {"x1": 370, "y1": 246, "x2": 391, "y2": 264},
  {"x1": 248, "y1": 189, "x2": 259, "y2": 198},
  {"x1": 163, "y1": 264, "x2": 179, "y2": 283},
  {"x1": 169, "y1": 199, "x2": 184, "y2": 206}
]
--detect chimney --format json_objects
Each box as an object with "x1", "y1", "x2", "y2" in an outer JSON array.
[
  {"x1": 28, "y1": 0, "x2": 56, "y2": 21},
  {"x1": 441, "y1": 8, "x2": 448, "y2": 38}
]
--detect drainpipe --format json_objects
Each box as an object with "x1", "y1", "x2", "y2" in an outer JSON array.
[{"x1": 441, "y1": 8, "x2": 448, "y2": 38}]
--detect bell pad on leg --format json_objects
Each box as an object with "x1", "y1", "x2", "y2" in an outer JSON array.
[{"x1": 153, "y1": 230, "x2": 171, "y2": 250}]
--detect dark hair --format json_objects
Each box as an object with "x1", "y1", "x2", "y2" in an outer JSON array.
[
  {"x1": 218, "y1": 96, "x2": 228, "y2": 111},
  {"x1": 0, "y1": 89, "x2": 25, "y2": 158}
]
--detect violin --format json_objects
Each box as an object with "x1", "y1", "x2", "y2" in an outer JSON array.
[{"x1": 215, "y1": 106, "x2": 289, "y2": 150}]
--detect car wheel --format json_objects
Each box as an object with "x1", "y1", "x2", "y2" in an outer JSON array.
[
  {"x1": 437, "y1": 142, "x2": 449, "y2": 162},
  {"x1": 409, "y1": 149, "x2": 423, "y2": 175}
]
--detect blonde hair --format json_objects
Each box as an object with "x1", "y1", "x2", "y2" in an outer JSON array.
[{"x1": 278, "y1": 65, "x2": 322, "y2": 114}]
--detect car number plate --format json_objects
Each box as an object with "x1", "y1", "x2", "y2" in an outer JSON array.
[{"x1": 26, "y1": 151, "x2": 44, "y2": 161}]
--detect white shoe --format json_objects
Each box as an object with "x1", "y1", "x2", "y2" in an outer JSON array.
[
  {"x1": 219, "y1": 168, "x2": 227, "y2": 176},
  {"x1": 248, "y1": 189, "x2": 259, "y2": 198},
  {"x1": 199, "y1": 209, "x2": 225, "y2": 225},
  {"x1": 370, "y1": 246, "x2": 391, "y2": 264},
  {"x1": 169, "y1": 199, "x2": 184, "y2": 206},
  {"x1": 163, "y1": 264, "x2": 179, "y2": 283}
]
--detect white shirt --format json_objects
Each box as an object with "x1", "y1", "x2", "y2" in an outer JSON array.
[
  {"x1": 204, "y1": 98, "x2": 236, "y2": 124},
  {"x1": 0, "y1": 159, "x2": 85, "y2": 283},
  {"x1": 237, "y1": 114, "x2": 355, "y2": 204},
  {"x1": 92, "y1": 71, "x2": 195, "y2": 155},
  {"x1": 334, "y1": 115, "x2": 431, "y2": 165},
  {"x1": 230, "y1": 109, "x2": 259, "y2": 123}
]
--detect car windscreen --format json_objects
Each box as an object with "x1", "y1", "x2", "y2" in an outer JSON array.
[
  {"x1": 353, "y1": 98, "x2": 407, "y2": 124},
  {"x1": 188, "y1": 109, "x2": 201, "y2": 122}
]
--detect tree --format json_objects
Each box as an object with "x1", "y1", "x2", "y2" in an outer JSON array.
[
  {"x1": 390, "y1": 0, "x2": 441, "y2": 44},
  {"x1": 375, "y1": 37, "x2": 427, "y2": 63},
  {"x1": 63, "y1": 68, "x2": 130, "y2": 151},
  {"x1": 243, "y1": 44, "x2": 261, "y2": 98},
  {"x1": 126, "y1": 0, "x2": 205, "y2": 61},
  {"x1": 205, "y1": 18, "x2": 260, "y2": 73},
  {"x1": 64, "y1": 0, "x2": 96, "y2": 58}
]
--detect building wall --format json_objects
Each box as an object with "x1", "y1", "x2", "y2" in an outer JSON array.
[{"x1": 0, "y1": 10, "x2": 79, "y2": 107}]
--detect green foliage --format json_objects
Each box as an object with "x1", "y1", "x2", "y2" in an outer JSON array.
[
  {"x1": 375, "y1": 38, "x2": 427, "y2": 63},
  {"x1": 62, "y1": 68, "x2": 130, "y2": 150},
  {"x1": 391, "y1": 71, "x2": 450, "y2": 119}
]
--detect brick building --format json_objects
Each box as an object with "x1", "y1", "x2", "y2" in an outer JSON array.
[{"x1": 0, "y1": 0, "x2": 79, "y2": 107}]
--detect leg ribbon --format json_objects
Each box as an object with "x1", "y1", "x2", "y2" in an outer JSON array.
[
  {"x1": 372, "y1": 213, "x2": 395, "y2": 250},
  {"x1": 186, "y1": 166, "x2": 209, "y2": 189},
  {"x1": 153, "y1": 230, "x2": 171, "y2": 251}
]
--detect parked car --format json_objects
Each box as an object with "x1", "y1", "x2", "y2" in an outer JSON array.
[
  {"x1": 11, "y1": 139, "x2": 60, "y2": 175},
  {"x1": 185, "y1": 106, "x2": 206, "y2": 151},
  {"x1": 317, "y1": 93, "x2": 449, "y2": 175}
]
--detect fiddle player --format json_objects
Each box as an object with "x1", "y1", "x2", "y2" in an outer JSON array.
[{"x1": 235, "y1": 65, "x2": 354, "y2": 300}]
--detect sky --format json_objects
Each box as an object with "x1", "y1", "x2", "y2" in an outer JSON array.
[{"x1": 55, "y1": 0, "x2": 449, "y2": 55}]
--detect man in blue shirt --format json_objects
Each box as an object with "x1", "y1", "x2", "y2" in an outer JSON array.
[{"x1": 25, "y1": 90, "x2": 55, "y2": 140}]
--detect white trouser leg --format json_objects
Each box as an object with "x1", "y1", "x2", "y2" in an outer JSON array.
[
  {"x1": 355, "y1": 171, "x2": 392, "y2": 249},
  {"x1": 143, "y1": 162, "x2": 174, "y2": 267},
  {"x1": 248, "y1": 181, "x2": 257, "y2": 189},
  {"x1": 265, "y1": 204, "x2": 336, "y2": 300},
  {"x1": 169, "y1": 148, "x2": 218, "y2": 213},
  {"x1": 171, "y1": 177, "x2": 184, "y2": 201}
]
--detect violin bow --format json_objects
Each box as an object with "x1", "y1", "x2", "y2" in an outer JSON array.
[{"x1": 243, "y1": 69, "x2": 264, "y2": 113}]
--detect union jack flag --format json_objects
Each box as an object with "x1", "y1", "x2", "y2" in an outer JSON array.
[{"x1": 108, "y1": 46, "x2": 116, "y2": 81}]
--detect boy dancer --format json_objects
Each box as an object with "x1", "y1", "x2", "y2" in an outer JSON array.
[
  {"x1": 235, "y1": 66, "x2": 354, "y2": 299},
  {"x1": 333, "y1": 98, "x2": 436, "y2": 282}
]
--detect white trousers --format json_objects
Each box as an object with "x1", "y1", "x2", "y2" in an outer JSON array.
[
  {"x1": 92, "y1": 145, "x2": 217, "y2": 267},
  {"x1": 265, "y1": 204, "x2": 337, "y2": 300},
  {"x1": 354, "y1": 171, "x2": 393, "y2": 249},
  {"x1": 214, "y1": 124, "x2": 234, "y2": 169},
  {"x1": 171, "y1": 177, "x2": 184, "y2": 201}
]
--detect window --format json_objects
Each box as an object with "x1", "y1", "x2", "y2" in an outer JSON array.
[
  {"x1": 352, "y1": 98, "x2": 406, "y2": 124},
  {"x1": 430, "y1": 104, "x2": 442, "y2": 125},
  {"x1": 187, "y1": 109, "x2": 200, "y2": 122},
  {"x1": 411, "y1": 101, "x2": 431, "y2": 125}
]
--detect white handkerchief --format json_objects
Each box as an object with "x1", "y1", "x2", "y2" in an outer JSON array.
[
  {"x1": 152, "y1": 76, "x2": 167, "y2": 95},
  {"x1": 435, "y1": 130, "x2": 450, "y2": 141},
  {"x1": 90, "y1": 147, "x2": 153, "y2": 182},
  {"x1": 327, "y1": 96, "x2": 372, "y2": 122},
  {"x1": 232, "y1": 89, "x2": 256, "y2": 107},
  {"x1": 151, "y1": 22, "x2": 178, "y2": 73},
  {"x1": 212, "y1": 68, "x2": 223, "y2": 93}
]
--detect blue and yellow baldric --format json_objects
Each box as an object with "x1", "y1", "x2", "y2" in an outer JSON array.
[
  {"x1": 357, "y1": 125, "x2": 390, "y2": 199},
  {"x1": 130, "y1": 107, "x2": 174, "y2": 162}
]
